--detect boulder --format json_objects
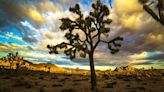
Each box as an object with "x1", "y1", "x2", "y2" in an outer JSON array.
[{"x1": 114, "y1": 65, "x2": 136, "y2": 72}]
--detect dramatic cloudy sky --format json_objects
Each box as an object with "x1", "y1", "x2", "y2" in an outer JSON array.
[{"x1": 0, "y1": 0, "x2": 163, "y2": 70}]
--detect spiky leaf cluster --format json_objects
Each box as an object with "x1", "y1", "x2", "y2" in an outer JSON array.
[{"x1": 107, "y1": 37, "x2": 123, "y2": 54}]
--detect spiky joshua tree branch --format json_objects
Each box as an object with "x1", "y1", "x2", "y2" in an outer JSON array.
[{"x1": 139, "y1": 0, "x2": 164, "y2": 25}]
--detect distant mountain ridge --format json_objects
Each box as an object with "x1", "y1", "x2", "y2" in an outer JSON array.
[{"x1": 0, "y1": 52, "x2": 65, "y2": 73}]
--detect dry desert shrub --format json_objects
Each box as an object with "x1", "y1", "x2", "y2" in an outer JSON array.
[
  {"x1": 105, "y1": 81, "x2": 117, "y2": 88},
  {"x1": 39, "y1": 87, "x2": 45, "y2": 92},
  {"x1": 52, "y1": 84, "x2": 63, "y2": 87},
  {"x1": 60, "y1": 88, "x2": 76, "y2": 92},
  {"x1": 12, "y1": 79, "x2": 33, "y2": 89}
]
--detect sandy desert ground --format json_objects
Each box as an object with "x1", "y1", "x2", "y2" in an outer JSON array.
[
  {"x1": 0, "y1": 68, "x2": 164, "y2": 92},
  {"x1": 0, "y1": 53, "x2": 164, "y2": 92}
]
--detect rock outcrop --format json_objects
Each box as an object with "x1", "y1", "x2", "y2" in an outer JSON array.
[{"x1": 114, "y1": 65, "x2": 136, "y2": 73}]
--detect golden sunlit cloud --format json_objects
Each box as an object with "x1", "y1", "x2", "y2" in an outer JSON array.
[
  {"x1": 113, "y1": 0, "x2": 146, "y2": 30},
  {"x1": 40, "y1": 1, "x2": 60, "y2": 12},
  {"x1": 129, "y1": 51, "x2": 148, "y2": 59},
  {"x1": 0, "y1": 42, "x2": 31, "y2": 51},
  {"x1": 147, "y1": 33, "x2": 164, "y2": 43},
  {"x1": 114, "y1": 0, "x2": 143, "y2": 13},
  {"x1": 28, "y1": 8, "x2": 45, "y2": 24},
  {"x1": 0, "y1": 45, "x2": 9, "y2": 51},
  {"x1": 9, "y1": 43, "x2": 28, "y2": 50}
]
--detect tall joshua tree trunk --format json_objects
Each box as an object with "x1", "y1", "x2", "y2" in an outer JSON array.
[{"x1": 89, "y1": 52, "x2": 97, "y2": 90}]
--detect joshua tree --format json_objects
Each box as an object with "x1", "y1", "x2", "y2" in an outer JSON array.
[
  {"x1": 16, "y1": 60, "x2": 23, "y2": 70},
  {"x1": 47, "y1": 0, "x2": 123, "y2": 90},
  {"x1": 7, "y1": 53, "x2": 13, "y2": 69},
  {"x1": 3, "y1": 57, "x2": 7, "y2": 62},
  {"x1": 139, "y1": 0, "x2": 164, "y2": 25},
  {"x1": 16, "y1": 63, "x2": 20, "y2": 70},
  {"x1": 15, "y1": 52, "x2": 18, "y2": 57},
  {"x1": 151, "y1": 66, "x2": 154, "y2": 70},
  {"x1": 76, "y1": 67, "x2": 79, "y2": 71},
  {"x1": 21, "y1": 57, "x2": 24, "y2": 60},
  {"x1": 7, "y1": 53, "x2": 12, "y2": 59},
  {"x1": 44, "y1": 65, "x2": 47, "y2": 72}
]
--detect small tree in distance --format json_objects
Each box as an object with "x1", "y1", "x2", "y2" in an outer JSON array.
[{"x1": 47, "y1": 0, "x2": 123, "y2": 90}]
